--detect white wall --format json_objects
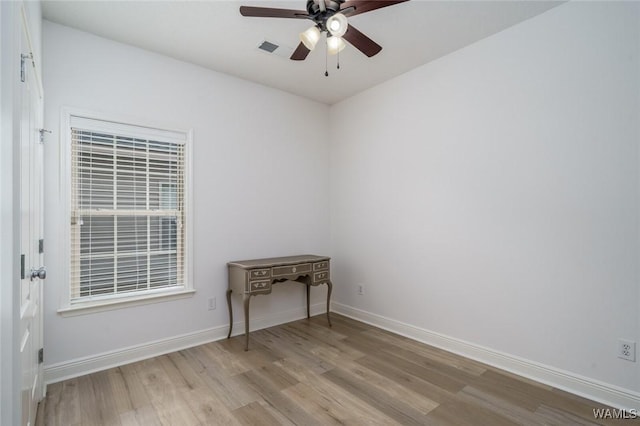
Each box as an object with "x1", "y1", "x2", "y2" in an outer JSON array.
[
  {"x1": 330, "y1": 0, "x2": 639, "y2": 397},
  {"x1": 42, "y1": 21, "x2": 330, "y2": 368}
]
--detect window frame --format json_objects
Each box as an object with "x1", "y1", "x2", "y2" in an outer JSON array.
[{"x1": 58, "y1": 107, "x2": 194, "y2": 316}]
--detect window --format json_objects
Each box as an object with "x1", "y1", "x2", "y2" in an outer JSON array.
[{"x1": 65, "y1": 114, "x2": 192, "y2": 311}]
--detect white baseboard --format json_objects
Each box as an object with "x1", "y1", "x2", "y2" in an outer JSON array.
[
  {"x1": 44, "y1": 302, "x2": 327, "y2": 385},
  {"x1": 332, "y1": 302, "x2": 640, "y2": 412}
]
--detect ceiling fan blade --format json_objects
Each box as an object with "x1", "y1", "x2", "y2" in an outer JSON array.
[
  {"x1": 290, "y1": 42, "x2": 311, "y2": 61},
  {"x1": 239, "y1": 6, "x2": 308, "y2": 19},
  {"x1": 343, "y1": 24, "x2": 382, "y2": 57},
  {"x1": 341, "y1": 0, "x2": 408, "y2": 17}
]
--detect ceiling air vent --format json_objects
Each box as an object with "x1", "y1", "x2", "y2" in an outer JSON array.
[
  {"x1": 256, "y1": 39, "x2": 294, "y2": 59},
  {"x1": 258, "y1": 40, "x2": 279, "y2": 53}
]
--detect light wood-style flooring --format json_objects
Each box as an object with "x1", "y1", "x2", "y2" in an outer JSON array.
[{"x1": 39, "y1": 314, "x2": 634, "y2": 425}]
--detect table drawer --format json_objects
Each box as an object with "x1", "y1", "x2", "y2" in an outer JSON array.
[
  {"x1": 249, "y1": 268, "x2": 270, "y2": 280},
  {"x1": 313, "y1": 261, "x2": 329, "y2": 271},
  {"x1": 249, "y1": 280, "x2": 271, "y2": 292},
  {"x1": 314, "y1": 271, "x2": 329, "y2": 282},
  {"x1": 272, "y1": 263, "x2": 312, "y2": 277}
]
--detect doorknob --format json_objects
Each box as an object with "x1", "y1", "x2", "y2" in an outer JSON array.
[{"x1": 30, "y1": 267, "x2": 46, "y2": 281}]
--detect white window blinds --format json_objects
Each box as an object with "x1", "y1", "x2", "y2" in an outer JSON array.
[{"x1": 69, "y1": 117, "x2": 187, "y2": 303}]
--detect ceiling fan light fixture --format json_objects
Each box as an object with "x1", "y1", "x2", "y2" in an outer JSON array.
[
  {"x1": 300, "y1": 26, "x2": 321, "y2": 50},
  {"x1": 326, "y1": 12, "x2": 348, "y2": 37},
  {"x1": 327, "y1": 36, "x2": 346, "y2": 55}
]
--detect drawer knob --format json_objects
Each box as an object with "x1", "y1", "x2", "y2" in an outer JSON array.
[{"x1": 292, "y1": 267, "x2": 297, "y2": 273}]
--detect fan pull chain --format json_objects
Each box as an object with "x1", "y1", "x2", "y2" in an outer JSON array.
[
  {"x1": 337, "y1": 49, "x2": 340, "y2": 70},
  {"x1": 325, "y1": 37, "x2": 329, "y2": 77}
]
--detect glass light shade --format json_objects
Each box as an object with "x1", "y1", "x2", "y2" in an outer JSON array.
[
  {"x1": 326, "y1": 13, "x2": 348, "y2": 37},
  {"x1": 300, "y1": 26, "x2": 321, "y2": 50},
  {"x1": 327, "y1": 36, "x2": 346, "y2": 55}
]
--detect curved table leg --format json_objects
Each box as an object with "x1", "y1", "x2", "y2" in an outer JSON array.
[
  {"x1": 326, "y1": 280, "x2": 332, "y2": 327},
  {"x1": 243, "y1": 293, "x2": 251, "y2": 351},
  {"x1": 306, "y1": 283, "x2": 311, "y2": 319},
  {"x1": 226, "y1": 289, "x2": 233, "y2": 339}
]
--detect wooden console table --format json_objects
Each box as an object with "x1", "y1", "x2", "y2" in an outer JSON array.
[{"x1": 226, "y1": 254, "x2": 332, "y2": 350}]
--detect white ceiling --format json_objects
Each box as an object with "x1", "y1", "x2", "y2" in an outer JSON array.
[{"x1": 41, "y1": 0, "x2": 562, "y2": 105}]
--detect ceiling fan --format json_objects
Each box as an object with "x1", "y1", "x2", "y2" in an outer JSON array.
[{"x1": 239, "y1": 0, "x2": 409, "y2": 61}]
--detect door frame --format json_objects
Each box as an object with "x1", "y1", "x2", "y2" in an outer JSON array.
[
  {"x1": 1, "y1": 3, "x2": 24, "y2": 425},
  {"x1": 0, "y1": 2, "x2": 44, "y2": 425},
  {"x1": 19, "y1": 4, "x2": 45, "y2": 424}
]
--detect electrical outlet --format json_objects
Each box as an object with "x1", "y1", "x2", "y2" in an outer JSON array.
[
  {"x1": 208, "y1": 297, "x2": 216, "y2": 311},
  {"x1": 618, "y1": 339, "x2": 636, "y2": 362},
  {"x1": 357, "y1": 284, "x2": 364, "y2": 296}
]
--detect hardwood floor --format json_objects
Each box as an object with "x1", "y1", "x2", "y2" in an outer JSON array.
[{"x1": 39, "y1": 314, "x2": 634, "y2": 425}]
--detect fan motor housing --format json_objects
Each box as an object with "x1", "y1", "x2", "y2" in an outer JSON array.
[{"x1": 306, "y1": 0, "x2": 344, "y2": 16}]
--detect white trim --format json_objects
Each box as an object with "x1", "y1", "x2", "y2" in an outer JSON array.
[
  {"x1": 184, "y1": 128, "x2": 194, "y2": 303},
  {"x1": 44, "y1": 302, "x2": 327, "y2": 384},
  {"x1": 0, "y1": 3, "x2": 20, "y2": 424},
  {"x1": 57, "y1": 289, "x2": 195, "y2": 317},
  {"x1": 69, "y1": 115, "x2": 185, "y2": 144},
  {"x1": 61, "y1": 106, "x2": 190, "y2": 139},
  {"x1": 332, "y1": 302, "x2": 640, "y2": 412}
]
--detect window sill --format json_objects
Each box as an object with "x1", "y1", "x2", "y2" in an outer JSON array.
[{"x1": 57, "y1": 289, "x2": 196, "y2": 317}]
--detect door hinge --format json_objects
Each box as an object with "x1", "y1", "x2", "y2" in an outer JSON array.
[
  {"x1": 39, "y1": 129, "x2": 51, "y2": 144},
  {"x1": 38, "y1": 348, "x2": 44, "y2": 364},
  {"x1": 39, "y1": 239, "x2": 44, "y2": 254},
  {"x1": 20, "y1": 254, "x2": 25, "y2": 280},
  {"x1": 20, "y1": 53, "x2": 30, "y2": 83}
]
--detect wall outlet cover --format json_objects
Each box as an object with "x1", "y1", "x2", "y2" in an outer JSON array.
[{"x1": 618, "y1": 339, "x2": 636, "y2": 362}]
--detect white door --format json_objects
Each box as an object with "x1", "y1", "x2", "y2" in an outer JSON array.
[{"x1": 18, "y1": 11, "x2": 44, "y2": 426}]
